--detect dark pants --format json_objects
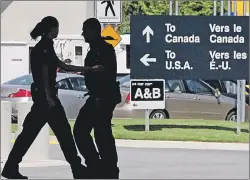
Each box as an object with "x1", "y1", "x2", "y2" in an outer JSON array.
[
  {"x1": 4, "y1": 96, "x2": 82, "y2": 170},
  {"x1": 73, "y1": 97, "x2": 118, "y2": 174}
]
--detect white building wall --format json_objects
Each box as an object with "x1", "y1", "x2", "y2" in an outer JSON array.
[
  {"x1": 1, "y1": 1, "x2": 129, "y2": 82},
  {"x1": 1, "y1": 1, "x2": 95, "y2": 42},
  {"x1": 1, "y1": 42, "x2": 29, "y2": 83},
  {"x1": 53, "y1": 35, "x2": 88, "y2": 66}
]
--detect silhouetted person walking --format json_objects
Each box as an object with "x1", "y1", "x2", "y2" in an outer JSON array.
[
  {"x1": 73, "y1": 18, "x2": 121, "y2": 179},
  {"x1": 1, "y1": 16, "x2": 103, "y2": 179},
  {"x1": 101, "y1": 1, "x2": 116, "y2": 16}
]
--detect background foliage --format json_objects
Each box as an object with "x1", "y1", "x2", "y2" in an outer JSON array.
[{"x1": 117, "y1": 0, "x2": 230, "y2": 34}]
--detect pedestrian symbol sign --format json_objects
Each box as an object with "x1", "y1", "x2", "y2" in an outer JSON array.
[
  {"x1": 101, "y1": 1, "x2": 116, "y2": 17},
  {"x1": 101, "y1": 25, "x2": 122, "y2": 48},
  {"x1": 95, "y1": 1, "x2": 122, "y2": 23}
]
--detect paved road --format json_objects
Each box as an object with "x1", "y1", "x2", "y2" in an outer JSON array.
[{"x1": 16, "y1": 145, "x2": 249, "y2": 179}]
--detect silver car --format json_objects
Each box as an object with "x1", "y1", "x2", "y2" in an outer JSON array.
[
  {"x1": 1, "y1": 73, "x2": 88, "y2": 122},
  {"x1": 113, "y1": 75, "x2": 248, "y2": 121}
]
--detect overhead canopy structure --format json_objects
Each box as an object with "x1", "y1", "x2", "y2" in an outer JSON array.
[{"x1": 0, "y1": 1, "x2": 12, "y2": 13}]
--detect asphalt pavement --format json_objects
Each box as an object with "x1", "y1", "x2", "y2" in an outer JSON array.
[{"x1": 8, "y1": 145, "x2": 249, "y2": 179}]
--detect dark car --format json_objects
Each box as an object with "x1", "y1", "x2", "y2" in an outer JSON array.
[{"x1": 204, "y1": 80, "x2": 249, "y2": 105}]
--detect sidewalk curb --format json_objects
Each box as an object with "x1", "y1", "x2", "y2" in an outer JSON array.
[
  {"x1": 114, "y1": 139, "x2": 249, "y2": 151},
  {"x1": 11, "y1": 135, "x2": 249, "y2": 151},
  {"x1": 10, "y1": 140, "x2": 59, "y2": 145},
  {"x1": 47, "y1": 136, "x2": 250, "y2": 151},
  {"x1": 1, "y1": 159, "x2": 68, "y2": 168}
]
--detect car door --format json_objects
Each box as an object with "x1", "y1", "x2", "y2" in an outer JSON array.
[
  {"x1": 56, "y1": 78, "x2": 80, "y2": 120},
  {"x1": 203, "y1": 80, "x2": 227, "y2": 93},
  {"x1": 165, "y1": 80, "x2": 194, "y2": 119},
  {"x1": 68, "y1": 77, "x2": 88, "y2": 114},
  {"x1": 184, "y1": 80, "x2": 222, "y2": 120}
]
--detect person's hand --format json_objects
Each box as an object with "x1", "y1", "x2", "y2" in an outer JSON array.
[
  {"x1": 92, "y1": 65, "x2": 105, "y2": 72},
  {"x1": 46, "y1": 95, "x2": 55, "y2": 108}
]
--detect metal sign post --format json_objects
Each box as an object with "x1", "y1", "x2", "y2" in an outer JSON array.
[
  {"x1": 229, "y1": 0, "x2": 242, "y2": 134},
  {"x1": 240, "y1": 0, "x2": 248, "y2": 133},
  {"x1": 234, "y1": 0, "x2": 241, "y2": 134},
  {"x1": 234, "y1": 0, "x2": 249, "y2": 134},
  {"x1": 145, "y1": 109, "x2": 150, "y2": 132},
  {"x1": 236, "y1": 80, "x2": 241, "y2": 134}
]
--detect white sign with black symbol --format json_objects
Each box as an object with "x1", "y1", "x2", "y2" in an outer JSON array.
[
  {"x1": 95, "y1": 1, "x2": 122, "y2": 23},
  {"x1": 130, "y1": 79, "x2": 165, "y2": 109}
]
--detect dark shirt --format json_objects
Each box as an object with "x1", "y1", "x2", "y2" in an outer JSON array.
[
  {"x1": 30, "y1": 37, "x2": 58, "y2": 94},
  {"x1": 84, "y1": 39, "x2": 117, "y2": 97}
]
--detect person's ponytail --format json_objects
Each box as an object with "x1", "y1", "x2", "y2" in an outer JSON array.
[
  {"x1": 30, "y1": 22, "x2": 43, "y2": 40},
  {"x1": 30, "y1": 16, "x2": 59, "y2": 40}
]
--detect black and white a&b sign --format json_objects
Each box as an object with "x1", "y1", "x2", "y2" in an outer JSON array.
[{"x1": 130, "y1": 79, "x2": 165, "y2": 109}]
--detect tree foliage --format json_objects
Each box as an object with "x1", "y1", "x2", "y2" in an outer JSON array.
[{"x1": 118, "y1": 0, "x2": 229, "y2": 34}]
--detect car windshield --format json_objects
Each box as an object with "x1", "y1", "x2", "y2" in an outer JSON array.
[
  {"x1": 118, "y1": 75, "x2": 130, "y2": 88},
  {"x1": 4, "y1": 75, "x2": 33, "y2": 85}
]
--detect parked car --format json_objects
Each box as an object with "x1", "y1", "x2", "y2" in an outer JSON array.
[
  {"x1": 204, "y1": 80, "x2": 249, "y2": 104},
  {"x1": 1, "y1": 73, "x2": 88, "y2": 122},
  {"x1": 113, "y1": 75, "x2": 249, "y2": 121}
]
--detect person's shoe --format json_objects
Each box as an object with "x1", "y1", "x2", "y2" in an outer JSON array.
[
  {"x1": 2, "y1": 168, "x2": 28, "y2": 179},
  {"x1": 71, "y1": 164, "x2": 90, "y2": 179},
  {"x1": 1, "y1": 162, "x2": 28, "y2": 179}
]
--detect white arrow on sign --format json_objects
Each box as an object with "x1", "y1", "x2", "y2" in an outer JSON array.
[
  {"x1": 142, "y1": 25, "x2": 154, "y2": 43},
  {"x1": 140, "y1": 54, "x2": 156, "y2": 66}
]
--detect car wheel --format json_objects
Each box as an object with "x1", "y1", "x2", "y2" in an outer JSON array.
[
  {"x1": 150, "y1": 110, "x2": 167, "y2": 119},
  {"x1": 226, "y1": 111, "x2": 237, "y2": 122}
]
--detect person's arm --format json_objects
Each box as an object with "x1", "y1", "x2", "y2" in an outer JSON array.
[
  {"x1": 57, "y1": 59, "x2": 92, "y2": 73},
  {"x1": 42, "y1": 65, "x2": 55, "y2": 107},
  {"x1": 40, "y1": 47, "x2": 53, "y2": 97},
  {"x1": 42, "y1": 65, "x2": 52, "y2": 97},
  {"x1": 57, "y1": 59, "x2": 105, "y2": 74},
  {"x1": 41, "y1": 47, "x2": 55, "y2": 107}
]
